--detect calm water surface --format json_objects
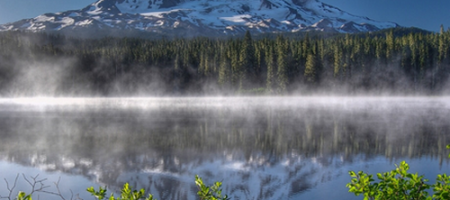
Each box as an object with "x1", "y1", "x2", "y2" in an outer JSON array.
[{"x1": 0, "y1": 97, "x2": 449, "y2": 200}]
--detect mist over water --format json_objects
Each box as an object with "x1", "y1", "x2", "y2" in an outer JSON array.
[{"x1": 0, "y1": 97, "x2": 449, "y2": 200}]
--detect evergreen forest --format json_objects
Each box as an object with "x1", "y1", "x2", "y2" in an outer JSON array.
[{"x1": 0, "y1": 27, "x2": 449, "y2": 96}]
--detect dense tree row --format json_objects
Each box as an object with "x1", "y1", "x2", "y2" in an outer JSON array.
[{"x1": 0, "y1": 28, "x2": 449, "y2": 96}]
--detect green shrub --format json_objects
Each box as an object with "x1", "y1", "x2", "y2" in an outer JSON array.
[
  {"x1": 86, "y1": 175, "x2": 228, "y2": 200},
  {"x1": 87, "y1": 183, "x2": 155, "y2": 200},
  {"x1": 347, "y1": 145, "x2": 450, "y2": 200},
  {"x1": 17, "y1": 191, "x2": 32, "y2": 200},
  {"x1": 195, "y1": 175, "x2": 229, "y2": 200}
]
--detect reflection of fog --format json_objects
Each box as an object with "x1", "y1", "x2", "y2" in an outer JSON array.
[{"x1": 0, "y1": 97, "x2": 449, "y2": 200}]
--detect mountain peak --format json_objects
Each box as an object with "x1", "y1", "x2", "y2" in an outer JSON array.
[
  {"x1": 81, "y1": 0, "x2": 121, "y2": 14},
  {"x1": 0, "y1": 0, "x2": 400, "y2": 37}
]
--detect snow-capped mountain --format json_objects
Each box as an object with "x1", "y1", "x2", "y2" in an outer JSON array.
[{"x1": 0, "y1": 0, "x2": 399, "y2": 37}]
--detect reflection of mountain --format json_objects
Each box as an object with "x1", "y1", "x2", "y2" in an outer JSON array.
[{"x1": 0, "y1": 98, "x2": 449, "y2": 199}]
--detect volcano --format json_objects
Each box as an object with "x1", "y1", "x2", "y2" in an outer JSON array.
[{"x1": 0, "y1": 0, "x2": 400, "y2": 37}]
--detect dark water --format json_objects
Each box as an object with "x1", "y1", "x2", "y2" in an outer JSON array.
[{"x1": 0, "y1": 97, "x2": 449, "y2": 200}]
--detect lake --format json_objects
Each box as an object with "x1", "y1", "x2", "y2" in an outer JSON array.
[{"x1": 0, "y1": 97, "x2": 449, "y2": 200}]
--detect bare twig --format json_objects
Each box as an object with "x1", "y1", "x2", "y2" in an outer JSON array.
[
  {"x1": 22, "y1": 174, "x2": 51, "y2": 195},
  {"x1": 39, "y1": 177, "x2": 80, "y2": 200},
  {"x1": 1, "y1": 174, "x2": 83, "y2": 200},
  {"x1": 0, "y1": 174, "x2": 19, "y2": 200}
]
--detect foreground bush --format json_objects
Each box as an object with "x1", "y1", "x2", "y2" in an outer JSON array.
[
  {"x1": 87, "y1": 183, "x2": 155, "y2": 200},
  {"x1": 10, "y1": 175, "x2": 228, "y2": 200},
  {"x1": 194, "y1": 175, "x2": 229, "y2": 200},
  {"x1": 347, "y1": 145, "x2": 450, "y2": 200},
  {"x1": 86, "y1": 175, "x2": 229, "y2": 200}
]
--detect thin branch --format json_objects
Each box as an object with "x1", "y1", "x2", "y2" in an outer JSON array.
[
  {"x1": 38, "y1": 177, "x2": 78, "y2": 200},
  {"x1": 22, "y1": 174, "x2": 51, "y2": 195},
  {"x1": 0, "y1": 174, "x2": 19, "y2": 200},
  {"x1": 2, "y1": 174, "x2": 82, "y2": 200}
]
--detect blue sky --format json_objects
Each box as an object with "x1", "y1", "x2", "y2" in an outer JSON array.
[{"x1": 0, "y1": 0, "x2": 448, "y2": 32}]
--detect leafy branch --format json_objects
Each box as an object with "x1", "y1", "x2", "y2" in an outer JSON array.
[{"x1": 347, "y1": 145, "x2": 450, "y2": 200}]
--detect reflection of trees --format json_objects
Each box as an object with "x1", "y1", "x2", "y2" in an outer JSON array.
[{"x1": 0, "y1": 103, "x2": 449, "y2": 199}]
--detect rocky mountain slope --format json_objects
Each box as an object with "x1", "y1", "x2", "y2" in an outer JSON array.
[{"x1": 0, "y1": 0, "x2": 400, "y2": 37}]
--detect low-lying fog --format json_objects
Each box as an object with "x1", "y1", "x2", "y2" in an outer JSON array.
[{"x1": 0, "y1": 97, "x2": 449, "y2": 200}]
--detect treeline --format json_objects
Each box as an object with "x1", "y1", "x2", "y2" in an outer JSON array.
[{"x1": 0, "y1": 27, "x2": 449, "y2": 96}]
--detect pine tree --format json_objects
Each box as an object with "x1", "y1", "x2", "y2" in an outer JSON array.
[
  {"x1": 439, "y1": 25, "x2": 447, "y2": 63},
  {"x1": 386, "y1": 30, "x2": 395, "y2": 60},
  {"x1": 218, "y1": 53, "x2": 231, "y2": 89},
  {"x1": 276, "y1": 35, "x2": 288, "y2": 92},
  {"x1": 229, "y1": 43, "x2": 240, "y2": 90},
  {"x1": 304, "y1": 53, "x2": 318, "y2": 84},
  {"x1": 239, "y1": 30, "x2": 255, "y2": 89},
  {"x1": 334, "y1": 44, "x2": 342, "y2": 78},
  {"x1": 265, "y1": 45, "x2": 275, "y2": 93}
]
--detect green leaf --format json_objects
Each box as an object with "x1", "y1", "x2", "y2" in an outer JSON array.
[{"x1": 17, "y1": 191, "x2": 32, "y2": 200}]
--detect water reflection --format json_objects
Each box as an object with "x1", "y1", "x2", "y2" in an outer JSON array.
[{"x1": 0, "y1": 97, "x2": 449, "y2": 200}]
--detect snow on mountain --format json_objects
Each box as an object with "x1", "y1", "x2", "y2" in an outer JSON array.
[{"x1": 0, "y1": 0, "x2": 400, "y2": 37}]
